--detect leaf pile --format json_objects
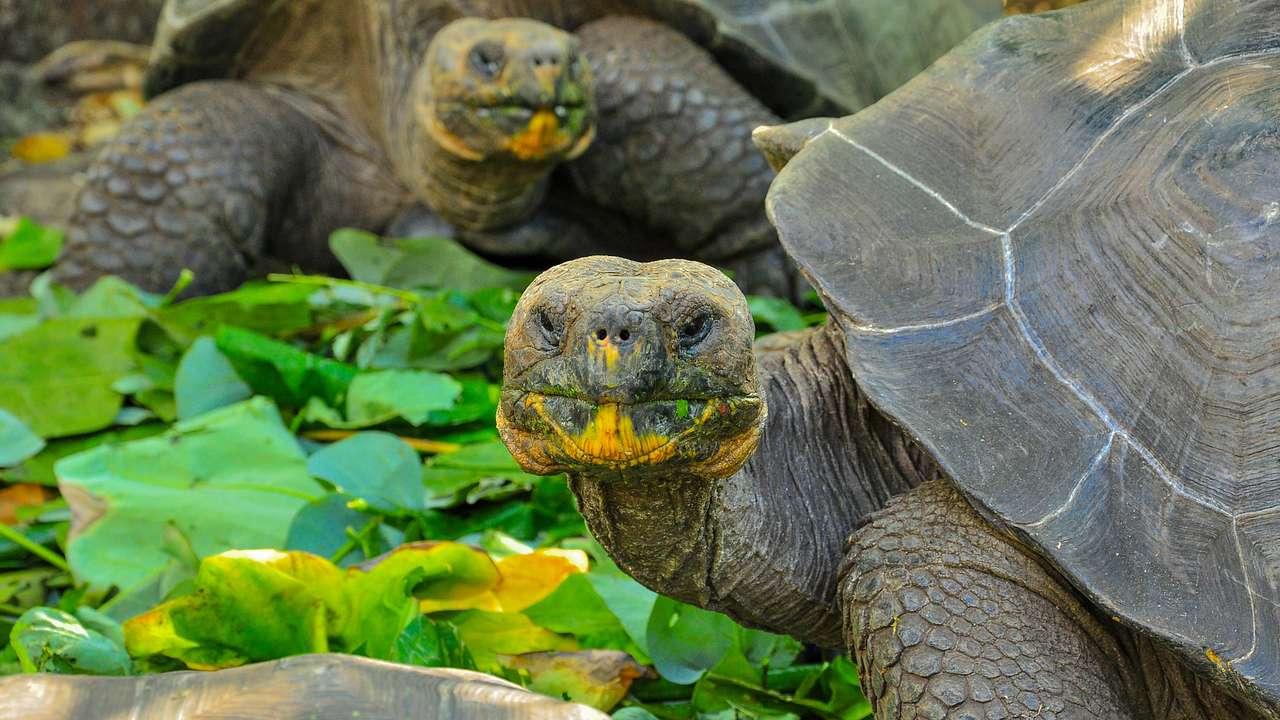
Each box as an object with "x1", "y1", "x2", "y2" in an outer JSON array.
[{"x1": 0, "y1": 220, "x2": 856, "y2": 718}]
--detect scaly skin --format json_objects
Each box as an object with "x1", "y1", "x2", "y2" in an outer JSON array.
[{"x1": 499, "y1": 256, "x2": 1271, "y2": 719}]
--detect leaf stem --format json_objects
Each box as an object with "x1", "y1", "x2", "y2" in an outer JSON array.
[
  {"x1": 0, "y1": 523, "x2": 70, "y2": 572},
  {"x1": 301, "y1": 429, "x2": 462, "y2": 455},
  {"x1": 329, "y1": 516, "x2": 382, "y2": 565}
]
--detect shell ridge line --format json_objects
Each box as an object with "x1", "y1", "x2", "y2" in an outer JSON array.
[
  {"x1": 1176, "y1": 0, "x2": 1195, "y2": 67},
  {"x1": 845, "y1": 303, "x2": 1002, "y2": 336},
  {"x1": 826, "y1": 127, "x2": 1005, "y2": 237},
  {"x1": 1228, "y1": 518, "x2": 1261, "y2": 666},
  {"x1": 1000, "y1": 235, "x2": 1229, "y2": 516},
  {"x1": 1026, "y1": 431, "x2": 1116, "y2": 529}
]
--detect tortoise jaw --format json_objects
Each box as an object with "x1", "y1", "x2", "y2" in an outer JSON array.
[{"x1": 498, "y1": 391, "x2": 765, "y2": 479}]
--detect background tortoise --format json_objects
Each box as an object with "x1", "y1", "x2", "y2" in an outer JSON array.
[
  {"x1": 8, "y1": 0, "x2": 1000, "y2": 298},
  {"x1": 496, "y1": 0, "x2": 1280, "y2": 716}
]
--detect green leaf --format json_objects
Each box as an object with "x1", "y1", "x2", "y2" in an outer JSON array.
[
  {"x1": 215, "y1": 326, "x2": 358, "y2": 408},
  {"x1": 300, "y1": 370, "x2": 462, "y2": 428},
  {"x1": 0, "y1": 317, "x2": 140, "y2": 437},
  {"x1": 344, "y1": 543, "x2": 499, "y2": 660},
  {"x1": 612, "y1": 709, "x2": 660, "y2": 720},
  {"x1": 524, "y1": 573, "x2": 642, "y2": 658},
  {"x1": 285, "y1": 493, "x2": 379, "y2": 566},
  {"x1": 331, "y1": 229, "x2": 533, "y2": 292},
  {"x1": 746, "y1": 296, "x2": 808, "y2": 334},
  {"x1": 57, "y1": 397, "x2": 322, "y2": 591},
  {"x1": 646, "y1": 597, "x2": 734, "y2": 685},
  {"x1": 0, "y1": 218, "x2": 63, "y2": 271},
  {"x1": 10, "y1": 606, "x2": 131, "y2": 675},
  {"x1": 306, "y1": 432, "x2": 423, "y2": 515},
  {"x1": 66, "y1": 277, "x2": 160, "y2": 319},
  {"x1": 452, "y1": 609, "x2": 575, "y2": 672},
  {"x1": 422, "y1": 440, "x2": 539, "y2": 509},
  {"x1": 0, "y1": 297, "x2": 39, "y2": 341},
  {"x1": 0, "y1": 424, "x2": 165, "y2": 486},
  {"x1": 394, "y1": 615, "x2": 478, "y2": 670},
  {"x1": 174, "y1": 337, "x2": 253, "y2": 420},
  {"x1": 157, "y1": 282, "x2": 317, "y2": 346},
  {"x1": 0, "y1": 409, "x2": 44, "y2": 467}
]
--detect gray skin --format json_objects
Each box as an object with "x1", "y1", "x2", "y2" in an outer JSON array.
[
  {"x1": 0, "y1": 0, "x2": 1001, "y2": 300},
  {"x1": 499, "y1": 256, "x2": 1273, "y2": 720}
]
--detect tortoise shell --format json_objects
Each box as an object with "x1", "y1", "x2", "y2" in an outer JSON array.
[
  {"x1": 141, "y1": 0, "x2": 1000, "y2": 117},
  {"x1": 766, "y1": 0, "x2": 1280, "y2": 705}
]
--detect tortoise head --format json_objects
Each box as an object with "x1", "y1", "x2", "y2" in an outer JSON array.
[
  {"x1": 421, "y1": 18, "x2": 596, "y2": 164},
  {"x1": 499, "y1": 257, "x2": 766, "y2": 481}
]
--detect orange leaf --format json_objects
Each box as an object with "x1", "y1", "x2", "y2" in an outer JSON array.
[
  {"x1": 0, "y1": 484, "x2": 54, "y2": 525},
  {"x1": 493, "y1": 549, "x2": 589, "y2": 612}
]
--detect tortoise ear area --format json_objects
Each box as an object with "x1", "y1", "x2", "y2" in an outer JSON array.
[{"x1": 753, "y1": 117, "x2": 835, "y2": 172}]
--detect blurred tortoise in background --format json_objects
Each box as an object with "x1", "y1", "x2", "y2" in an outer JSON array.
[
  {"x1": 0, "y1": 0, "x2": 1001, "y2": 299},
  {"x1": 2, "y1": 653, "x2": 608, "y2": 719},
  {"x1": 497, "y1": 0, "x2": 1280, "y2": 716}
]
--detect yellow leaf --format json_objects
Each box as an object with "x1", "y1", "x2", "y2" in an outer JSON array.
[
  {"x1": 12, "y1": 134, "x2": 72, "y2": 163},
  {"x1": 494, "y1": 549, "x2": 589, "y2": 612},
  {"x1": 504, "y1": 650, "x2": 654, "y2": 711}
]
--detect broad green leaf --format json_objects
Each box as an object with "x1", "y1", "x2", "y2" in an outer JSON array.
[
  {"x1": 307, "y1": 432, "x2": 422, "y2": 515},
  {"x1": 57, "y1": 398, "x2": 322, "y2": 591},
  {"x1": 452, "y1": 609, "x2": 575, "y2": 672},
  {"x1": 0, "y1": 317, "x2": 140, "y2": 437},
  {"x1": 0, "y1": 409, "x2": 44, "y2": 467},
  {"x1": 0, "y1": 424, "x2": 165, "y2": 486},
  {"x1": 746, "y1": 296, "x2": 808, "y2": 334},
  {"x1": 331, "y1": 229, "x2": 533, "y2": 292},
  {"x1": 67, "y1": 277, "x2": 159, "y2": 319},
  {"x1": 174, "y1": 337, "x2": 253, "y2": 420},
  {"x1": 0, "y1": 218, "x2": 63, "y2": 271},
  {"x1": 215, "y1": 326, "x2": 358, "y2": 408},
  {"x1": 157, "y1": 282, "x2": 317, "y2": 346},
  {"x1": 0, "y1": 297, "x2": 38, "y2": 341},
  {"x1": 646, "y1": 597, "x2": 734, "y2": 685},
  {"x1": 346, "y1": 543, "x2": 499, "y2": 659},
  {"x1": 525, "y1": 573, "x2": 643, "y2": 660},
  {"x1": 394, "y1": 615, "x2": 478, "y2": 670},
  {"x1": 300, "y1": 370, "x2": 462, "y2": 428},
  {"x1": 422, "y1": 440, "x2": 539, "y2": 509},
  {"x1": 285, "y1": 493, "x2": 380, "y2": 566},
  {"x1": 11, "y1": 606, "x2": 131, "y2": 675}
]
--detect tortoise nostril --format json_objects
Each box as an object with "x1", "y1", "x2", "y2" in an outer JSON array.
[
  {"x1": 618, "y1": 328, "x2": 630, "y2": 342},
  {"x1": 596, "y1": 328, "x2": 607, "y2": 341}
]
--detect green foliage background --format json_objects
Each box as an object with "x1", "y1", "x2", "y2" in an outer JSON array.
[{"x1": 0, "y1": 223, "x2": 866, "y2": 719}]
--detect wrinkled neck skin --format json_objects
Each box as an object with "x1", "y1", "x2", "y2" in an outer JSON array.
[
  {"x1": 406, "y1": 124, "x2": 555, "y2": 230},
  {"x1": 569, "y1": 324, "x2": 932, "y2": 647}
]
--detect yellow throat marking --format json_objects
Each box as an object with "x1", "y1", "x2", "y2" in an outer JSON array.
[{"x1": 509, "y1": 110, "x2": 561, "y2": 161}]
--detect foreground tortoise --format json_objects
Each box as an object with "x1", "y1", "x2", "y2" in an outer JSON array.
[
  {"x1": 26, "y1": 0, "x2": 999, "y2": 298},
  {"x1": 2, "y1": 653, "x2": 606, "y2": 719},
  {"x1": 497, "y1": 0, "x2": 1280, "y2": 716}
]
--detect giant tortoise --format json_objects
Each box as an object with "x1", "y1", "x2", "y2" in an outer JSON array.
[
  {"x1": 496, "y1": 0, "x2": 1280, "y2": 716},
  {"x1": 10, "y1": 0, "x2": 999, "y2": 298}
]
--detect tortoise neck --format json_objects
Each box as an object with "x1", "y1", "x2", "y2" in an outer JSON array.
[
  {"x1": 568, "y1": 325, "x2": 933, "y2": 646},
  {"x1": 408, "y1": 129, "x2": 554, "y2": 230}
]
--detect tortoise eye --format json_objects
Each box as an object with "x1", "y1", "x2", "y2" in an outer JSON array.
[
  {"x1": 533, "y1": 307, "x2": 562, "y2": 350},
  {"x1": 678, "y1": 311, "x2": 714, "y2": 351},
  {"x1": 470, "y1": 41, "x2": 505, "y2": 78}
]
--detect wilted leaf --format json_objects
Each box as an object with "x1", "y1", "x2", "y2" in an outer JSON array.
[
  {"x1": 0, "y1": 483, "x2": 54, "y2": 525},
  {"x1": 0, "y1": 218, "x2": 64, "y2": 271},
  {"x1": 493, "y1": 549, "x2": 587, "y2": 612},
  {"x1": 506, "y1": 650, "x2": 652, "y2": 711},
  {"x1": 331, "y1": 229, "x2": 532, "y2": 292},
  {"x1": 307, "y1": 432, "x2": 422, "y2": 515},
  {"x1": 58, "y1": 398, "x2": 322, "y2": 591},
  {"x1": 174, "y1": 337, "x2": 253, "y2": 420},
  {"x1": 0, "y1": 410, "x2": 44, "y2": 467},
  {"x1": 124, "y1": 549, "x2": 346, "y2": 669},
  {"x1": 0, "y1": 317, "x2": 140, "y2": 437},
  {"x1": 11, "y1": 606, "x2": 131, "y2": 675}
]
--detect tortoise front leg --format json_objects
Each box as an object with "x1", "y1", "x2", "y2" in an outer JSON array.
[
  {"x1": 569, "y1": 18, "x2": 803, "y2": 298},
  {"x1": 58, "y1": 81, "x2": 407, "y2": 295},
  {"x1": 844, "y1": 481, "x2": 1143, "y2": 719}
]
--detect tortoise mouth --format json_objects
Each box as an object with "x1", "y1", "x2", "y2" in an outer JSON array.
[{"x1": 498, "y1": 391, "x2": 765, "y2": 474}]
